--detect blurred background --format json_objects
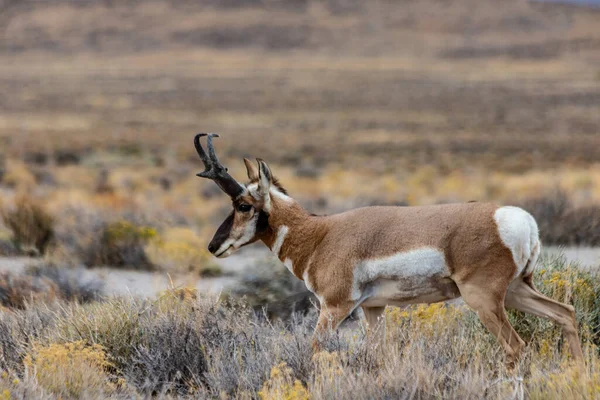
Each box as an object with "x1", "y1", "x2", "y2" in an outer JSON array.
[{"x1": 0, "y1": 0, "x2": 599, "y2": 308}]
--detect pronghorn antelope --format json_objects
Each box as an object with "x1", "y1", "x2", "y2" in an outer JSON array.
[{"x1": 194, "y1": 133, "x2": 583, "y2": 365}]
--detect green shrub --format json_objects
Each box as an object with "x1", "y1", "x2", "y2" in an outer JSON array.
[
  {"x1": 97, "y1": 221, "x2": 157, "y2": 269},
  {"x1": 509, "y1": 253, "x2": 600, "y2": 349}
]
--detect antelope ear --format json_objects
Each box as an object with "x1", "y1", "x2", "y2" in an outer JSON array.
[
  {"x1": 256, "y1": 158, "x2": 272, "y2": 200},
  {"x1": 244, "y1": 158, "x2": 259, "y2": 181}
]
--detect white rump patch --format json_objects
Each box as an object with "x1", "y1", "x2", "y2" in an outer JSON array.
[
  {"x1": 352, "y1": 248, "x2": 449, "y2": 301},
  {"x1": 271, "y1": 225, "x2": 289, "y2": 257},
  {"x1": 494, "y1": 206, "x2": 539, "y2": 277}
]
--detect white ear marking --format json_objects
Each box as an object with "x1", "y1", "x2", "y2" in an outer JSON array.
[{"x1": 269, "y1": 187, "x2": 293, "y2": 203}]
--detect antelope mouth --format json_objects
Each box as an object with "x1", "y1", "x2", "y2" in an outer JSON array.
[{"x1": 214, "y1": 246, "x2": 233, "y2": 258}]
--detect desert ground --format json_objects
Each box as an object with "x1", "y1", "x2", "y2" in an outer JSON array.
[{"x1": 1, "y1": 0, "x2": 600, "y2": 398}]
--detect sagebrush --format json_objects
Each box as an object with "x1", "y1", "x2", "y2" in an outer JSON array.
[{"x1": 0, "y1": 255, "x2": 599, "y2": 399}]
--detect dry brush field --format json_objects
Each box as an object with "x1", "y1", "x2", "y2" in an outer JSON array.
[{"x1": 1, "y1": 0, "x2": 600, "y2": 398}]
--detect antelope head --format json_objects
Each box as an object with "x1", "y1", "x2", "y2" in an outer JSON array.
[{"x1": 194, "y1": 133, "x2": 280, "y2": 258}]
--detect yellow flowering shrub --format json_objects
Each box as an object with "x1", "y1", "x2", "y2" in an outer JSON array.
[
  {"x1": 104, "y1": 220, "x2": 157, "y2": 242},
  {"x1": 259, "y1": 362, "x2": 309, "y2": 400},
  {"x1": 537, "y1": 265, "x2": 596, "y2": 308},
  {"x1": 311, "y1": 351, "x2": 345, "y2": 386},
  {"x1": 0, "y1": 370, "x2": 15, "y2": 400},
  {"x1": 386, "y1": 302, "x2": 466, "y2": 337},
  {"x1": 146, "y1": 227, "x2": 221, "y2": 276},
  {"x1": 155, "y1": 286, "x2": 199, "y2": 313},
  {"x1": 24, "y1": 341, "x2": 117, "y2": 398},
  {"x1": 528, "y1": 363, "x2": 600, "y2": 400},
  {"x1": 526, "y1": 258, "x2": 600, "y2": 349}
]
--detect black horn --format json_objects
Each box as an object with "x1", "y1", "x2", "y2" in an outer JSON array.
[{"x1": 194, "y1": 133, "x2": 246, "y2": 198}]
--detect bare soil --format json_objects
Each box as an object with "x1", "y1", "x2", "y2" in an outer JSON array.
[{"x1": 1, "y1": 245, "x2": 597, "y2": 298}]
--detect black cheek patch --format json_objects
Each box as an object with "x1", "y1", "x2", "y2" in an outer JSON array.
[
  {"x1": 210, "y1": 212, "x2": 234, "y2": 248},
  {"x1": 256, "y1": 211, "x2": 269, "y2": 234}
]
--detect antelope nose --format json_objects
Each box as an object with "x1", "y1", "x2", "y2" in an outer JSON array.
[{"x1": 208, "y1": 243, "x2": 216, "y2": 254}]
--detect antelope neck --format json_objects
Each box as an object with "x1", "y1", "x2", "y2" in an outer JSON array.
[{"x1": 260, "y1": 196, "x2": 326, "y2": 281}]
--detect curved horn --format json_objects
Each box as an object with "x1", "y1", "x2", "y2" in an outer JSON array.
[{"x1": 194, "y1": 133, "x2": 245, "y2": 198}]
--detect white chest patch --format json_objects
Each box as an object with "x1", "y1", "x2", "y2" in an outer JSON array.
[
  {"x1": 271, "y1": 225, "x2": 289, "y2": 257},
  {"x1": 352, "y1": 247, "x2": 450, "y2": 301},
  {"x1": 283, "y1": 258, "x2": 294, "y2": 274},
  {"x1": 494, "y1": 206, "x2": 539, "y2": 277}
]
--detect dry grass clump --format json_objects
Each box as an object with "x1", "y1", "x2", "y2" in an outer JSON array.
[
  {"x1": 25, "y1": 264, "x2": 105, "y2": 305},
  {"x1": 0, "y1": 304, "x2": 62, "y2": 374},
  {"x1": 0, "y1": 195, "x2": 54, "y2": 256},
  {"x1": 52, "y1": 298, "x2": 147, "y2": 373},
  {"x1": 0, "y1": 373, "x2": 50, "y2": 400},
  {"x1": 528, "y1": 363, "x2": 600, "y2": 400},
  {"x1": 45, "y1": 293, "x2": 315, "y2": 397},
  {"x1": 0, "y1": 255, "x2": 598, "y2": 398},
  {"x1": 0, "y1": 273, "x2": 53, "y2": 309},
  {"x1": 0, "y1": 263, "x2": 103, "y2": 309}
]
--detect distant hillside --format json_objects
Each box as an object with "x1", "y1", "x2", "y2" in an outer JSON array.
[
  {"x1": 1, "y1": 0, "x2": 600, "y2": 57},
  {"x1": 0, "y1": 0, "x2": 599, "y2": 172},
  {"x1": 536, "y1": 0, "x2": 600, "y2": 6}
]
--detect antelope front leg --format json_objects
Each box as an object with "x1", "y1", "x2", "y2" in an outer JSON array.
[{"x1": 312, "y1": 302, "x2": 356, "y2": 352}]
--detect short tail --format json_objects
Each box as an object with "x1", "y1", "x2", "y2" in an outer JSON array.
[{"x1": 522, "y1": 238, "x2": 540, "y2": 278}]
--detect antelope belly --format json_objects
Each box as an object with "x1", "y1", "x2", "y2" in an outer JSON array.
[
  {"x1": 361, "y1": 276, "x2": 460, "y2": 307},
  {"x1": 354, "y1": 247, "x2": 459, "y2": 306}
]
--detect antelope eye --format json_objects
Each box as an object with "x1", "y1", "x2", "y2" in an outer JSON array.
[{"x1": 237, "y1": 204, "x2": 252, "y2": 212}]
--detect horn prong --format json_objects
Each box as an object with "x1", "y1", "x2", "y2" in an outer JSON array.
[
  {"x1": 194, "y1": 133, "x2": 209, "y2": 162},
  {"x1": 193, "y1": 133, "x2": 245, "y2": 198},
  {"x1": 206, "y1": 133, "x2": 221, "y2": 163}
]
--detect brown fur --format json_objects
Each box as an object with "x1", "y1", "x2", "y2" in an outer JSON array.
[
  {"x1": 261, "y1": 201, "x2": 515, "y2": 307},
  {"x1": 207, "y1": 159, "x2": 584, "y2": 366}
]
